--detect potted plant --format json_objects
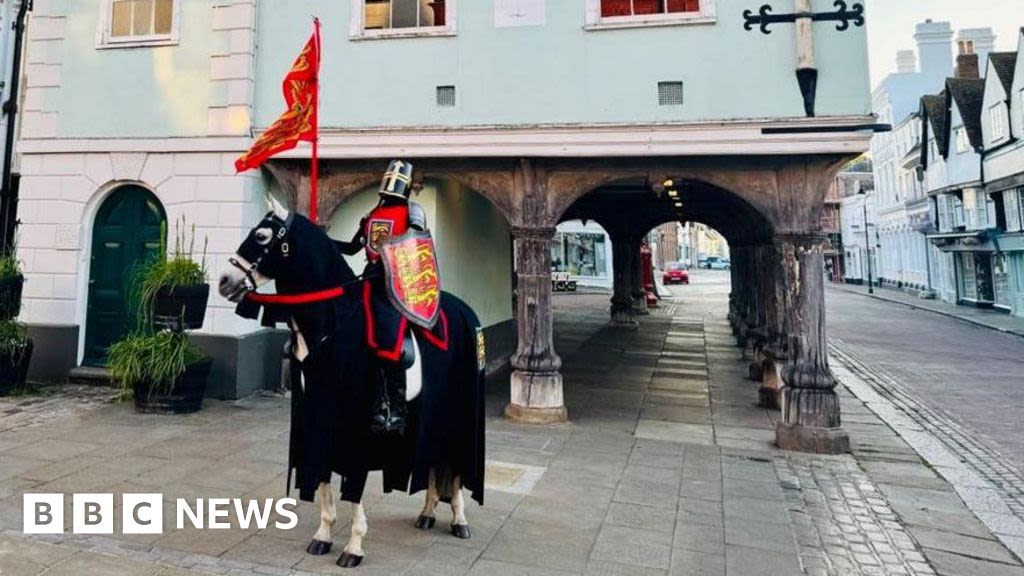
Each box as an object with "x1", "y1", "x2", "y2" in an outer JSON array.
[
  {"x1": 0, "y1": 319, "x2": 32, "y2": 396},
  {"x1": 109, "y1": 219, "x2": 211, "y2": 413},
  {"x1": 0, "y1": 252, "x2": 24, "y2": 321},
  {"x1": 141, "y1": 218, "x2": 209, "y2": 331},
  {"x1": 108, "y1": 330, "x2": 211, "y2": 414}
]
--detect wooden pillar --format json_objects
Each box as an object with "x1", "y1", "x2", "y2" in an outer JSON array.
[
  {"x1": 506, "y1": 225, "x2": 567, "y2": 424},
  {"x1": 629, "y1": 237, "x2": 649, "y2": 316},
  {"x1": 774, "y1": 233, "x2": 849, "y2": 453},
  {"x1": 610, "y1": 233, "x2": 638, "y2": 328}
]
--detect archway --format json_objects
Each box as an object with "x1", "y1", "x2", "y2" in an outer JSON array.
[
  {"x1": 324, "y1": 176, "x2": 517, "y2": 377},
  {"x1": 82, "y1": 185, "x2": 166, "y2": 366}
]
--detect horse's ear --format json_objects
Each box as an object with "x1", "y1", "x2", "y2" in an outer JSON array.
[{"x1": 267, "y1": 193, "x2": 290, "y2": 220}]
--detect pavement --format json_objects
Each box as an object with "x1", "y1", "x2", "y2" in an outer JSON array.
[
  {"x1": 0, "y1": 271, "x2": 1021, "y2": 575},
  {"x1": 832, "y1": 282, "x2": 1024, "y2": 338}
]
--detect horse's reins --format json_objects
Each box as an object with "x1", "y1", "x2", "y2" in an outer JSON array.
[{"x1": 228, "y1": 212, "x2": 378, "y2": 306}]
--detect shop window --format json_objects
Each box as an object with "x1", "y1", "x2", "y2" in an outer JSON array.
[
  {"x1": 551, "y1": 232, "x2": 608, "y2": 278},
  {"x1": 100, "y1": 0, "x2": 178, "y2": 47},
  {"x1": 356, "y1": 0, "x2": 455, "y2": 38},
  {"x1": 587, "y1": 0, "x2": 715, "y2": 29}
]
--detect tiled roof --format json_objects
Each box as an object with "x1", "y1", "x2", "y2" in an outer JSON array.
[
  {"x1": 989, "y1": 52, "x2": 1018, "y2": 95},
  {"x1": 920, "y1": 94, "x2": 946, "y2": 162},
  {"x1": 946, "y1": 78, "x2": 986, "y2": 150}
]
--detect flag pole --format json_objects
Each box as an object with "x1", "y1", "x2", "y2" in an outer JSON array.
[{"x1": 310, "y1": 17, "x2": 321, "y2": 224}]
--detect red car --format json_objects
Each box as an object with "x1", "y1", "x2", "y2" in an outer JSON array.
[{"x1": 662, "y1": 263, "x2": 690, "y2": 285}]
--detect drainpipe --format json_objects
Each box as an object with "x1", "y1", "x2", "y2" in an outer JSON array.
[{"x1": 0, "y1": 0, "x2": 32, "y2": 254}]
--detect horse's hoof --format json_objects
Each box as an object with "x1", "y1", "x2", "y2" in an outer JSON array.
[
  {"x1": 336, "y1": 552, "x2": 364, "y2": 568},
  {"x1": 306, "y1": 540, "x2": 332, "y2": 556},
  {"x1": 415, "y1": 515, "x2": 436, "y2": 530},
  {"x1": 450, "y1": 524, "x2": 471, "y2": 539}
]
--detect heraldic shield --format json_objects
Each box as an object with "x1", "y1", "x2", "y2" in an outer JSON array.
[{"x1": 380, "y1": 230, "x2": 442, "y2": 329}]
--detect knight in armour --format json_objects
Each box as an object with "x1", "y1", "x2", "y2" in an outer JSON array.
[{"x1": 335, "y1": 160, "x2": 428, "y2": 435}]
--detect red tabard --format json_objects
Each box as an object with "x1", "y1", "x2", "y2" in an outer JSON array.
[{"x1": 364, "y1": 204, "x2": 409, "y2": 261}]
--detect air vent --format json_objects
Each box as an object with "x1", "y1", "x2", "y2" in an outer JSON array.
[
  {"x1": 436, "y1": 85, "x2": 456, "y2": 107},
  {"x1": 658, "y1": 81, "x2": 684, "y2": 106}
]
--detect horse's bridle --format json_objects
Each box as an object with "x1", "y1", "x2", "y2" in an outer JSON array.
[
  {"x1": 228, "y1": 212, "x2": 293, "y2": 292},
  {"x1": 230, "y1": 212, "x2": 371, "y2": 306}
]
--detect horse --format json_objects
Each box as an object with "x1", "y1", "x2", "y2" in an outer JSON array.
[{"x1": 218, "y1": 198, "x2": 486, "y2": 568}]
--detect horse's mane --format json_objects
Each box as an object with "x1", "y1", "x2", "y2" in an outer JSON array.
[{"x1": 287, "y1": 213, "x2": 358, "y2": 286}]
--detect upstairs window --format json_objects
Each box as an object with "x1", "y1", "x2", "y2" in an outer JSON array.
[
  {"x1": 601, "y1": 0, "x2": 700, "y2": 17},
  {"x1": 954, "y1": 127, "x2": 971, "y2": 154},
  {"x1": 353, "y1": 0, "x2": 456, "y2": 39},
  {"x1": 100, "y1": 0, "x2": 179, "y2": 47},
  {"x1": 989, "y1": 104, "x2": 1008, "y2": 142},
  {"x1": 587, "y1": 0, "x2": 715, "y2": 29}
]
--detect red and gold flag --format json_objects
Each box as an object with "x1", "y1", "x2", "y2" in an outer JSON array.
[{"x1": 235, "y1": 21, "x2": 321, "y2": 173}]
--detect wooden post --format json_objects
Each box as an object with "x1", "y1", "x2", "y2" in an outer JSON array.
[
  {"x1": 774, "y1": 233, "x2": 849, "y2": 453},
  {"x1": 629, "y1": 237, "x2": 649, "y2": 316},
  {"x1": 610, "y1": 233, "x2": 638, "y2": 328},
  {"x1": 506, "y1": 225, "x2": 567, "y2": 424}
]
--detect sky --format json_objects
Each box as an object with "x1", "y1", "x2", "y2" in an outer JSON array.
[{"x1": 867, "y1": 0, "x2": 1022, "y2": 86}]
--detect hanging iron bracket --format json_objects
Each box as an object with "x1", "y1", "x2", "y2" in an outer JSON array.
[{"x1": 743, "y1": 0, "x2": 864, "y2": 35}]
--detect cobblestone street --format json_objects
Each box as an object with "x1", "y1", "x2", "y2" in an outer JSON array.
[{"x1": 0, "y1": 271, "x2": 1021, "y2": 575}]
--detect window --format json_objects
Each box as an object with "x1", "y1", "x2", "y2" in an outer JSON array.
[
  {"x1": 1005, "y1": 189, "x2": 1023, "y2": 233},
  {"x1": 100, "y1": 0, "x2": 178, "y2": 47},
  {"x1": 551, "y1": 232, "x2": 608, "y2": 278},
  {"x1": 658, "y1": 81, "x2": 684, "y2": 106},
  {"x1": 353, "y1": 0, "x2": 456, "y2": 39},
  {"x1": 955, "y1": 127, "x2": 971, "y2": 154},
  {"x1": 989, "y1": 104, "x2": 1008, "y2": 142},
  {"x1": 586, "y1": 0, "x2": 715, "y2": 29}
]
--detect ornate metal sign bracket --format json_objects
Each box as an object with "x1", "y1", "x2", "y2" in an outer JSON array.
[
  {"x1": 741, "y1": 0, "x2": 865, "y2": 117},
  {"x1": 743, "y1": 1, "x2": 865, "y2": 35}
]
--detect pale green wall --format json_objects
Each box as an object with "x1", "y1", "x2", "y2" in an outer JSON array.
[
  {"x1": 327, "y1": 180, "x2": 513, "y2": 328},
  {"x1": 52, "y1": 0, "x2": 215, "y2": 138},
  {"x1": 256, "y1": 0, "x2": 871, "y2": 129}
]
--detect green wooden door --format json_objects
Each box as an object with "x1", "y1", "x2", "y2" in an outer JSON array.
[{"x1": 83, "y1": 186, "x2": 166, "y2": 366}]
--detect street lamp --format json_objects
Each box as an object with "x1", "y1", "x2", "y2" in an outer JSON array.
[{"x1": 859, "y1": 188, "x2": 874, "y2": 294}]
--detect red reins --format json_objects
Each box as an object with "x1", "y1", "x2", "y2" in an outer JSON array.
[{"x1": 244, "y1": 286, "x2": 346, "y2": 305}]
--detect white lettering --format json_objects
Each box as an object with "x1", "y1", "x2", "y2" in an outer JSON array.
[
  {"x1": 233, "y1": 498, "x2": 274, "y2": 530},
  {"x1": 207, "y1": 498, "x2": 231, "y2": 529},
  {"x1": 176, "y1": 499, "x2": 204, "y2": 529},
  {"x1": 274, "y1": 498, "x2": 298, "y2": 530}
]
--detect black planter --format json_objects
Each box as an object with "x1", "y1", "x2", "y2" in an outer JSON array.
[
  {"x1": 0, "y1": 274, "x2": 24, "y2": 321},
  {"x1": 0, "y1": 339, "x2": 33, "y2": 396},
  {"x1": 152, "y1": 284, "x2": 210, "y2": 330},
  {"x1": 133, "y1": 358, "x2": 212, "y2": 414}
]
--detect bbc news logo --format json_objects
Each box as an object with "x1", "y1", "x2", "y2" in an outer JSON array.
[{"x1": 24, "y1": 494, "x2": 298, "y2": 534}]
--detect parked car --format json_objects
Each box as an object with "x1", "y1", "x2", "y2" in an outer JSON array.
[
  {"x1": 706, "y1": 257, "x2": 731, "y2": 270},
  {"x1": 662, "y1": 262, "x2": 690, "y2": 285}
]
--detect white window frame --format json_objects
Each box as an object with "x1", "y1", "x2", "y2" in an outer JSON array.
[
  {"x1": 989, "y1": 104, "x2": 1008, "y2": 143},
  {"x1": 350, "y1": 0, "x2": 458, "y2": 40},
  {"x1": 584, "y1": 0, "x2": 716, "y2": 31},
  {"x1": 954, "y1": 126, "x2": 971, "y2": 154},
  {"x1": 96, "y1": 0, "x2": 181, "y2": 49}
]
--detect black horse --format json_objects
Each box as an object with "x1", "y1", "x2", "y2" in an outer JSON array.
[{"x1": 218, "y1": 200, "x2": 485, "y2": 568}]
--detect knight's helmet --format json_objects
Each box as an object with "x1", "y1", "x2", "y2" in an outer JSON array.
[{"x1": 379, "y1": 159, "x2": 415, "y2": 200}]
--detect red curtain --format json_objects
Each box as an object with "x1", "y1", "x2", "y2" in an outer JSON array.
[
  {"x1": 666, "y1": 0, "x2": 700, "y2": 12},
  {"x1": 601, "y1": 0, "x2": 698, "y2": 17}
]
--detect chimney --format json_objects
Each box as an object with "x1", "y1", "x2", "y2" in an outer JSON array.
[
  {"x1": 956, "y1": 28, "x2": 997, "y2": 66},
  {"x1": 955, "y1": 46, "x2": 980, "y2": 79},
  {"x1": 896, "y1": 50, "x2": 917, "y2": 73},
  {"x1": 915, "y1": 20, "x2": 954, "y2": 84}
]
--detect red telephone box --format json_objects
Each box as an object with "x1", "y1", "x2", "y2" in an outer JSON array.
[{"x1": 640, "y1": 243, "x2": 659, "y2": 307}]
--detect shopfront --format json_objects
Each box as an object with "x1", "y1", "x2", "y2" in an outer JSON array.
[{"x1": 552, "y1": 221, "x2": 613, "y2": 289}]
